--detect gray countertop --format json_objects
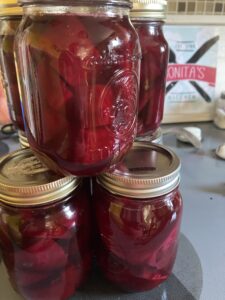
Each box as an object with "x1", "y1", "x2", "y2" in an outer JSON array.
[{"x1": 0, "y1": 122, "x2": 224, "y2": 300}]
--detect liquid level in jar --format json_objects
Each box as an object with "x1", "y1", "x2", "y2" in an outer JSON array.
[
  {"x1": 133, "y1": 21, "x2": 168, "y2": 137},
  {"x1": 94, "y1": 183, "x2": 182, "y2": 292},
  {"x1": 16, "y1": 13, "x2": 140, "y2": 176},
  {"x1": 0, "y1": 18, "x2": 25, "y2": 131}
]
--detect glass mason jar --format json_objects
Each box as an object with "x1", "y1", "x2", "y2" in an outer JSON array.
[
  {"x1": 15, "y1": 1, "x2": 141, "y2": 176},
  {"x1": 94, "y1": 142, "x2": 183, "y2": 292},
  {"x1": 130, "y1": 0, "x2": 168, "y2": 139},
  {"x1": 0, "y1": 1, "x2": 28, "y2": 146},
  {"x1": 0, "y1": 148, "x2": 92, "y2": 300}
]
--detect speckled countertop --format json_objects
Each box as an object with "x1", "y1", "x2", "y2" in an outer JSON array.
[{"x1": 0, "y1": 122, "x2": 225, "y2": 300}]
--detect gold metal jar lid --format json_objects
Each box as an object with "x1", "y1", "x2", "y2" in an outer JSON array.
[
  {"x1": 0, "y1": 0, "x2": 22, "y2": 16},
  {"x1": 130, "y1": 0, "x2": 167, "y2": 19},
  {"x1": 18, "y1": 130, "x2": 29, "y2": 149},
  {"x1": 97, "y1": 142, "x2": 180, "y2": 199},
  {"x1": 0, "y1": 148, "x2": 80, "y2": 206}
]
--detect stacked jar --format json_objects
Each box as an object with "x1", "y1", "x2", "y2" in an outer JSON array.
[
  {"x1": 0, "y1": 148, "x2": 92, "y2": 300},
  {"x1": 14, "y1": 0, "x2": 141, "y2": 176},
  {"x1": 93, "y1": 142, "x2": 183, "y2": 291},
  {"x1": 131, "y1": 0, "x2": 169, "y2": 141},
  {"x1": 0, "y1": 0, "x2": 29, "y2": 148}
]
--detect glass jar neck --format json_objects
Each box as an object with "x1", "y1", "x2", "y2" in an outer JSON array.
[
  {"x1": 132, "y1": 18, "x2": 164, "y2": 24},
  {"x1": 23, "y1": 5, "x2": 130, "y2": 16},
  {"x1": 132, "y1": 19, "x2": 164, "y2": 33}
]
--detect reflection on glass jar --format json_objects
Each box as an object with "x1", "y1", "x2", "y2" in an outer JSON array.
[
  {"x1": 94, "y1": 142, "x2": 183, "y2": 292},
  {"x1": 0, "y1": 148, "x2": 92, "y2": 300},
  {"x1": 0, "y1": 2, "x2": 25, "y2": 132},
  {"x1": 15, "y1": 2, "x2": 141, "y2": 176},
  {"x1": 131, "y1": 0, "x2": 168, "y2": 138}
]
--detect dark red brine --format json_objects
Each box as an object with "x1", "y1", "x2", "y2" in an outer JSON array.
[
  {"x1": 0, "y1": 190, "x2": 91, "y2": 300},
  {"x1": 0, "y1": 15, "x2": 25, "y2": 131},
  {"x1": 15, "y1": 3, "x2": 141, "y2": 176},
  {"x1": 131, "y1": 1, "x2": 168, "y2": 138},
  {"x1": 93, "y1": 142, "x2": 182, "y2": 292},
  {"x1": 0, "y1": 149, "x2": 92, "y2": 300}
]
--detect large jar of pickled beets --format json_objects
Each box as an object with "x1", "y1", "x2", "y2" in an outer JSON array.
[
  {"x1": 0, "y1": 1, "x2": 28, "y2": 147},
  {"x1": 0, "y1": 148, "x2": 92, "y2": 300},
  {"x1": 15, "y1": 0, "x2": 141, "y2": 176},
  {"x1": 131, "y1": 0, "x2": 168, "y2": 139},
  {"x1": 94, "y1": 142, "x2": 183, "y2": 292}
]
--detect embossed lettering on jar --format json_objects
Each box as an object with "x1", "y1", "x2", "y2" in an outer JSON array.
[
  {"x1": 0, "y1": 1, "x2": 26, "y2": 136},
  {"x1": 0, "y1": 149, "x2": 92, "y2": 300},
  {"x1": 15, "y1": 1, "x2": 141, "y2": 176},
  {"x1": 131, "y1": 0, "x2": 168, "y2": 138},
  {"x1": 94, "y1": 142, "x2": 183, "y2": 292}
]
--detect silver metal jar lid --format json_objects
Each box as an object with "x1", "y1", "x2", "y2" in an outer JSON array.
[
  {"x1": 0, "y1": 148, "x2": 79, "y2": 206},
  {"x1": 97, "y1": 142, "x2": 180, "y2": 199},
  {"x1": 130, "y1": 0, "x2": 167, "y2": 19}
]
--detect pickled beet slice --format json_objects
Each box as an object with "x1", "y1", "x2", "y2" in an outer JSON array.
[
  {"x1": 28, "y1": 15, "x2": 94, "y2": 58},
  {"x1": 20, "y1": 215, "x2": 72, "y2": 242},
  {"x1": 21, "y1": 273, "x2": 66, "y2": 300},
  {"x1": 20, "y1": 218, "x2": 47, "y2": 240},
  {"x1": 69, "y1": 226, "x2": 91, "y2": 263},
  {"x1": 74, "y1": 253, "x2": 92, "y2": 285},
  {"x1": 134, "y1": 22, "x2": 168, "y2": 136},
  {"x1": 98, "y1": 247, "x2": 166, "y2": 292},
  {"x1": 58, "y1": 50, "x2": 87, "y2": 106},
  {"x1": 20, "y1": 261, "x2": 90, "y2": 300},
  {"x1": 72, "y1": 126, "x2": 115, "y2": 165},
  {"x1": 34, "y1": 50, "x2": 65, "y2": 112},
  {"x1": 79, "y1": 19, "x2": 136, "y2": 85},
  {"x1": 61, "y1": 265, "x2": 77, "y2": 299},
  {"x1": 62, "y1": 262, "x2": 91, "y2": 299},
  {"x1": 88, "y1": 84, "x2": 114, "y2": 127},
  {"x1": 58, "y1": 53, "x2": 114, "y2": 127},
  {"x1": 9, "y1": 268, "x2": 51, "y2": 287},
  {"x1": 15, "y1": 239, "x2": 67, "y2": 271}
]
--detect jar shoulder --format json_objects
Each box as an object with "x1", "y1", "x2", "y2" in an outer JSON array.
[{"x1": 17, "y1": 14, "x2": 140, "y2": 58}]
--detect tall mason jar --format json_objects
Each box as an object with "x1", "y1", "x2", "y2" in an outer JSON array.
[
  {"x1": 0, "y1": 0, "x2": 29, "y2": 147},
  {"x1": 0, "y1": 148, "x2": 92, "y2": 300},
  {"x1": 94, "y1": 142, "x2": 183, "y2": 292},
  {"x1": 15, "y1": 0, "x2": 141, "y2": 176},
  {"x1": 130, "y1": 0, "x2": 168, "y2": 140}
]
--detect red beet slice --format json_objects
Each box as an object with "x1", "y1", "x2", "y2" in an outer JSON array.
[
  {"x1": 21, "y1": 273, "x2": 66, "y2": 300},
  {"x1": 72, "y1": 126, "x2": 115, "y2": 165},
  {"x1": 9, "y1": 268, "x2": 52, "y2": 287},
  {"x1": 61, "y1": 265, "x2": 77, "y2": 299},
  {"x1": 15, "y1": 239, "x2": 67, "y2": 271},
  {"x1": 134, "y1": 22, "x2": 168, "y2": 136}
]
